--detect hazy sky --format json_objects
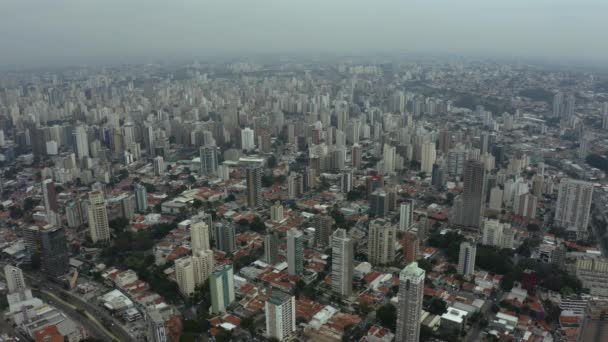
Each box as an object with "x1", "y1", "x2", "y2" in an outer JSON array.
[{"x1": 1, "y1": 0, "x2": 607, "y2": 66}]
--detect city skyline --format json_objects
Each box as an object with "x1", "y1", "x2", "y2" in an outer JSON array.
[{"x1": 1, "y1": 1, "x2": 608, "y2": 68}]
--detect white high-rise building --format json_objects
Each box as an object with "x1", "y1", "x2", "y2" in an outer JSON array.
[
  {"x1": 175, "y1": 257, "x2": 196, "y2": 296},
  {"x1": 482, "y1": 218, "x2": 514, "y2": 249},
  {"x1": 368, "y1": 219, "x2": 397, "y2": 266},
  {"x1": 190, "y1": 221, "x2": 210, "y2": 253},
  {"x1": 200, "y1": 145, "x2": 218, "y2": 176},
  {"x1": 287, "y1": 229, "x2": 304, "y2": 276},
  {"x1": 458, "y1": 241, "x2": 477, "y2": 276},
  {"x1": 87, "y1": 190, "x2": 110, "y2": 243},
  {"x1": 74, "y1": 125, "x2": 89, "y2": 159},
  {"x1": 399, "y1": 200, "x2": 414, "y2": 231},
  {"x1": 241, "y1": 127, "x2": 255, "y2": 151},
  {"x1": 395, "y1": 262, "x2": 425, "y2": 342},
  {"x1": 192, "y1": 249, "x2": 214, "y2": 285},
  {"x1": 153, "y1": 156, "x2": 164, "y2": 176},
  {"x1": 420, "y1": 142, "x2": 436, "y2": 174},
  {"x1": 383, "y1": 144, "x2": 396, "y2": 174},
  {"x1": 4, "y1": 265, "x2": 26, "y2": 294},
  {"x1": 331, "y1": 229, "x2": 353, "y2": 297},
  {"x1": 265, "y1": 291, "x2": 296, "y2": 341},
  {"x1": 555, "y1": 178, "x2": 593, "y2": 239},
  {"x1": 270, "y1": 202, "x2": 284, "y2": 222}
]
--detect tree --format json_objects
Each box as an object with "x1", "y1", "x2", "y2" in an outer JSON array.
[
  {"x1": 192, "y1": 199, "x2": 203, "y2": 209},
  {"x1": 249, "y1": 216, "x2": 266, "y2": 232},
  {"x1": 9, "y1": 206, "x2": 24, "y2": 219},
  {"x1": 428, "y1": 298, "x2": 448, "y2": 315},
  {"x1": 376, "y1": 303, "x2": 397, "y2": 331},
  {"x1": 187, "y1": 175, "x2": 196, "y2": 184},
  {"x1": 267, "y1": 155, "x2": 277, "y2": 168},
  {"x1": 109, "y1": 217, "x2": 130, "y2": 234},
  {"x1": 527, "y1": 223, "x2": 540, "y2": 232}
]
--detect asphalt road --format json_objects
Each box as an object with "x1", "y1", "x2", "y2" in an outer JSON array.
[
  {"x1": 36, "y1": 280, "x2": 134, "y2": 341},
  {"x1": 37, "y1": 289, "x2": 117, "y2": 342},
  {"x1": 1, "y1": 264, "x2": 135, "y2": 342}
]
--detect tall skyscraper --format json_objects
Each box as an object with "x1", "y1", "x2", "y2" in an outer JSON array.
[
  {"x1": 74, "y1": 124, "x2": 89, "y2": 159},
  {"x1": 265, "y1": 291, "x2": 296, "y2": 341},
  {"x1": 370, "y1": 190, "x2": 389, "y2": 217},
  {"x1": 88, "y1": 190, "x2": 110, "y2": 243},
  {"x1": 351, "y1": 143, "x2": 362, "y2": 169},
  {"x1": 190, "y1": 221, "x2": 210, "y2": 253},
  {"x1": 555, "y1": 178, "x2": 593, "y2": 239},
  {"x1": 458, "y1": 241, "x2": 477, "y2": 276},
  {"x1": 200, "y1": 144, "x2": 218, "y2": 176},
  {"x1": 40, "y1": 225, "x2": 70, "y2": 278},
  {"x1": 454, "y1": 159, "x2": 486, "y2": 230},
  {"x1": 399, "y1": 200, "x2": 414, "y2": 231},
  {"x1": 420, "y1": 142, "x2": 436, "y2": 174},
  {"x1": 134, "y1": 183, "x2": 148, "y2": 212},
  {"x1": 402, "y1": 232, "x2": 419, "y2": 263},
  {"x1": 287, "y1": 229, "x2": 304, "y2": 276},
  {"x1": 241, "y1": 127, "x2": 255, "y2": 151},
  {"x1": 368, "y1": 219, "x2": 397, "y2": 266},
  {"x1": 577, "y1": 300, "x2": 608, "y2": 342},
  {"x1": 4, "y1": 265, "x2": 26, "y2": 294},
  {"x1": 246, "y1": 165, "x2": 262, "y2": 208},
  {"x1": 395, "y1": 262, "x2": 425, "y2": 342},
  {"x1": 331, "y1": 228, "x2": 353, "y2": 297},
  {"x1": 210, "y1": 265, "x2": 235, "y2": 314},
  {"x1": 264, "y1": 232, "x2": 280, "y2": 265},
  {"x1": 383, "y1": 144, "x2": 396, "y2": 174},
  {"x1": 553, "y1": 92, "x2": 563, "y2": 118},
  {"x1": 313, "y1": 214, "x2": 334, "y2": 248},
  {"x1": 153, "y1": 156, "x2": 164, "y2": 176},
  {"x1": 340, "y1": 169, "x2": 353, "y2": 193},
  {"x1": 214, "y1": 224, "x2": 236, "y2": 253},
  {"x1": 42, "y1": 179, "x2": 58, "y2": 213}
]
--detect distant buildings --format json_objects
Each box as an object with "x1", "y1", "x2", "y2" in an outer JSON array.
[
  {"x1": 555, "y1": 178, "x2": 593, "y2": 239},
  {"x1": 210, "y1": 265, "x2": 235, "y2": 314},
  {"x1": 395, "y1": 262, "x2": 425, "y2": 342},
  {"x1": 368, "y1": 219, "x2": 396, "y2": 266},
  {"x1": 265, "y1": 291, "x2": 296, "y2": 341},
  {"x1": 87, "y1": 190, "x2": 110, "y2": 243},
  {"x1": 331, "y1": 228, "x2": 353, "y2": 297},
  {"x1": 458, "y1": 241, "x2": 477, "y2": 276}
]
